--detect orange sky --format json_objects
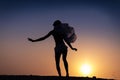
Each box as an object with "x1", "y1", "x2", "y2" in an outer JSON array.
[{"x1": 1, "y1": 32, "x2": 120, "y2": 79}]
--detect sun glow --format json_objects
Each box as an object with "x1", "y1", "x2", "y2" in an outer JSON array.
[{"x1": 80, "y1": 64, "x2": 92, "y2": 76}]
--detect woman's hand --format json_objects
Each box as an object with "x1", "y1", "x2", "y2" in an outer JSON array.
[
  {"x1": 72, "y1": 48, "x2": 77, "y2": 51},
  {"x1": 28, "y1": 38, "x2": 34, "y2": 42}
]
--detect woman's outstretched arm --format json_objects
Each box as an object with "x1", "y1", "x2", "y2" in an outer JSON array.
[{"x1": 28, "y1": 30, "x2": 53, "y2": 42}]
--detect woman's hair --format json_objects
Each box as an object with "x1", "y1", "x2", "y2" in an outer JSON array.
[{"x1": 53, "y1": 20, "x2": 62, "y2": 26}]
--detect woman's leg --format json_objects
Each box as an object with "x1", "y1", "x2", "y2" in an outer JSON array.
[
  {"x1": 62, "y1": 49, "x2": 69, "y2": 77},
  {"x1": 55, "y1": 50, "x2": 61, "y2": 77}
]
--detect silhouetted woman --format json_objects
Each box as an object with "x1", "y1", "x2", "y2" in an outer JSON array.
[{"x1": 28, "y1": 20, "x2": 77, "y2": 77}]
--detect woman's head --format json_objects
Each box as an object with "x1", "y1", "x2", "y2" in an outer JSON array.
[{"x1": 53, "y1": 20, "x2": 62, "y2": 27}]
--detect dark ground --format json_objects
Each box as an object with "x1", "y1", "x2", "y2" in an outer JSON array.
[{"x1": 0, "y1": 75, "x2": 114, "y2": 80}]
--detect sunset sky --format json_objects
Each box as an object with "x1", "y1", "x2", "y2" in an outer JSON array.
[{"x1": 0, "y1": 0, "x2": 120, "y2": 79}]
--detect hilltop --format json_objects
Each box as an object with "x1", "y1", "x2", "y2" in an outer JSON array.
[{"x1": 0, "y1": 75, "x2": 114, "y2": 80}]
